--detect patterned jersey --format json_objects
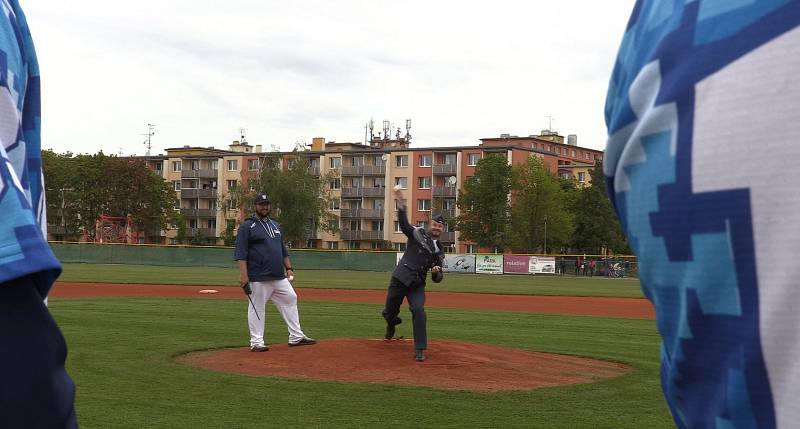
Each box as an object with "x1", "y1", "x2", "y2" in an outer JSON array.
[
  {"x1": 0, "y1": 0, "x2": 60, "y2": 292},
  {"x1": 605, "y1": 1, "x2": 800, "y2": 428}
]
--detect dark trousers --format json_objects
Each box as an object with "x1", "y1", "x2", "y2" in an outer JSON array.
[
  {"x1": 382, "y1": 277, "x2": 427, "y2": 350},
  {"x1": 0, "y1": 275, "x2": 78, "y2": 428}
]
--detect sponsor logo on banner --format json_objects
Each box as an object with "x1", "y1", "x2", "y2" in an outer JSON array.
[
  {"x1": 503, "y1": 255, "x2": 530, "y2": 274},
  {"x1": 476, "y1": 254, "x2": 504, "y2": 274},
  {"x1": 396, "y1": 252, "x2": 403, "y2": 266},
  {"x1": 443, "y1": 254, "x2": 476, "y2": 273},
  {"x1": 528, "y1": 256, "x2": 556, "y2": 274}
]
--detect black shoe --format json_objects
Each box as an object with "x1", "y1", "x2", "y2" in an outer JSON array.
[
  {"x1": 385, "y1": 324, "x2": 396, "y2": 340},
  {"x1": 250, "y1": 344, "x2": 269, "y2": 352},
  {"x1": 415, "y1": 350, "x2": 425, "y2": 362},
  {"x1": 289, "y1": 337, "x2": 317, "y2": 347}
]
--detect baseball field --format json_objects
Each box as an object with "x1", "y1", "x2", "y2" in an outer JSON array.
[{"x1": 50, "y1": 263, "x2": 672, "y2": 428}]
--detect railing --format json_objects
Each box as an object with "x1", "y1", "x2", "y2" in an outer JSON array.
[
  {"x1": 439, "y1": 231, "x2": 456, "y2": 242},
  {"x1": 181, "y1": 208, "x2": 217, "y2": 217},
  {"x1": 432, "y1": 186, "x2": 457, "y2": 197},
  {"x1": 340, "y1": 208, "x2": 384, "y2": 218},
  {"x1": 362, "y1": 187, "x2": 385, "y2": 198},
  {"x1": 181, "y1": 189, "x2": 218, "y2": 198},
  {"x1": 341, "y1": 166, "x2": 363, "y2": 176},
  {"x1": 187, "y1": 228, "x2": 216, "y2": 237},
  {"x1": 341, "y1": 187, "x2": 363, "y2": 198},
  {"x1": 432, "y1": 208, "x2": 456, "y2": 219},
  {"x1": 363, "y1": 165, "x2": 385, "y2": 175},
  {"x1": 433, "y1": 164, "x2": 457, "y2": 175},
  {"x1": 181, "y1": 169, "x2": 218, "y2": 179},
  {"x1": 341, "y1": 230, "x2": 385, "y2": 240}
]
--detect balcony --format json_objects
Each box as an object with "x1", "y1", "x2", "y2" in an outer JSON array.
[
  {"x1": 432, "y1": 208, "x2": 456, "y2": 219},
  {"x1": 362, "y1": 187, "x2": 385, "y2": 198},
  {"x1": 340, "y1": 208, "x2": 384, "y2": 218},
  {"x1": 439, "y1": 231, "x2": 456, "y2": 242},
  {"x1": 433, "y1": 164, "x2": 457, "y2": 175},
  {"x1": 181, "y1": 189, "x2": 218, "y2": 198},
  {"x1": 363, "y1": 165, "x2": 385, "y2": 175},
  {"x1": 432, "y1": 186, "x2": 457, "y2": 197},
  {"x1": 181, "y1": 208, "x2": 217, "y2": 217},
  {"x1": 341, "y1": 230, "x2": 385, "y2": 240},
  {"x1": 187, "y1": 228, "x2": 216, "y2": 237},
  {"x1": 181, "y1": 169, "x2": 218, "y2": 179},
  {"x1": 341, "y1": 166, "x2": 363, "y2": 176},
  {"x1": 341, "y1": 187, "x2": 363, "y2": 198}
]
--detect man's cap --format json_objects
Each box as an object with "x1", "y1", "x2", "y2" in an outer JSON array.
[
  {"x1": 255, "y1": 193, "x2": 271, "y2": 205},
  {"x1": 432, "y1": 214, "x2": 446, "y2": 225}
]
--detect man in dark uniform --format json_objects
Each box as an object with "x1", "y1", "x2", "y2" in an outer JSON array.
[{"x1": 383, "y1": 187, "x2": 445, "y2": 362}]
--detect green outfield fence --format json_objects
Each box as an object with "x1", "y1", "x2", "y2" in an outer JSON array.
[
  {"x1": 49, "y1": 242, "x2": 399, "y2": 272},
  {"x1": 49, "y1": 242, "x2": 638, "y2": 276}
]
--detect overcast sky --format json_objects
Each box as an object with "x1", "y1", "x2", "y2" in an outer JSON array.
[{"x1": 25, "y1": 0, "x2": 635, "y2": 156}]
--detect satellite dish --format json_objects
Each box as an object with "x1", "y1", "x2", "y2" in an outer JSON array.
[
  {"x1": 381, "y1": 154, "x2": 388, "y2": 161},
  {"x1": 448, "y1": 176, "x2": 457, "y2": 185}
]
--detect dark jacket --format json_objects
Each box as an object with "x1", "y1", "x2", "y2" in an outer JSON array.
[
  {"x1": 392, "y1": 206, "x2": 445, "y2": 287},
  {"x1": 234, "y1": 215, "x2": 289, "y2": 281}
]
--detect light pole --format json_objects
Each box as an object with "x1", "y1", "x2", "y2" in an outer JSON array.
[{"x1": 543, "y1": 215, "x2": 548, "y2": 255}]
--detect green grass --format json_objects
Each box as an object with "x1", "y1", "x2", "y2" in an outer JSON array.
[
  {"x1": 59, "y1": 263, "x2": 645, "y2": 298},
  {"x1": 51, "y1": 297, "x2": 671, "y2": 428}
]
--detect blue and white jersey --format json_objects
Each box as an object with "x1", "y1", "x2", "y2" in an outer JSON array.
[
  {"x1": 605, "y1": 1, "x2": 800, "y2": 428},
  {"x1": 0, "y1": 0, "x2": 60, "y2": 292}
]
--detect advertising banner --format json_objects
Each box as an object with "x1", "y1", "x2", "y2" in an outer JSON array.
[
  {"x1": 503, "y1": 255, "x2": 531, "y2": 274},
  {"x1": 528, "y1": 256, "x2": 556, "y2": 274},
  {"x1": 475, "y1": 254, "x2": 504, "y2": 274},
  {"x1": 442, "y1": 254, "x2": 476, "y2": 273}
]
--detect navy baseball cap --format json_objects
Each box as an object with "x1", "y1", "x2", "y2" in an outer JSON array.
[
  {"x1": 432, "y1": 214, "x2": 446, "y2": 225},
  {"x1": 255, "y1": 193, "x2": 271, "y2": 205}
]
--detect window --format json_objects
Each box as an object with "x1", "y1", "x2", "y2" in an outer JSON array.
[
  {"x1": 373, "y1": 220, "x2": 384, "y2": 231},
  {"x1": 349, "y1": 220, "x2": 360, "y2": 231},
  {"x1": 207, "y1": 219, "x2": 216, "y2": 229},
  {"x1": 327, "y1": 241, "x2": 339, "y2": 250},
  {"x1": 374, "y1": 177, "x2": 385, "y2": 187},
  {"x1": 173, "y1": 200, "x2": 180, "y2": 210},
  {"x1": 467, "y1": 153, "x2": 480, "y2": 166},
  {"x1": 578, "y1": 172, "x2": 586, "y2": 182},
  {"x1": 329, "y1": 178, "x2": 341, "y2": 190},
  {"x1": 189, "y1": 219, "x2": 197, "y2": 228},
  {"x1": 227, "y1": 180, "x2": 237, "y2": 191},
  {"x1": 329, "y1": 198, "x2": 341, "y2": 210},
  {"x1": 394, "y1": 242, "x2": 407, "y2": 251},
  {"x1": 394, "y1": 221, "x2": 401, "y2": 232},
  {"x1": 417, "y1": 221, "x2": 429, "y2": 229},
  {"x1": 585, "y1": 153, "x2": 591, "y2": 159},
  {"x1": 248, "y1": 159, "x2": 259, "y2": 170},
  {"x1": 349, "y1": 156, "x2": 363, "y2": 167},
  {"x1": 226, "y1": 199, "x2": 238, "y2": 210},
  {"x1": 173, "y1": 161, "x2": 182, "y2": 172},
  {"x1": 395, "y1": 155, "x2": 408, "y2": 167},
  {"x1": 443, "y1": 199, "x2": 456, "y2": 209},
  {"x1": 375, "y1": 155, "x2": 386, "y2": 166},
  {"x1": 173, "y1": 181, "x2": 181, "y2": 191},
  {"x1": 417, "y1": 199, "x2": 431, "y2": 211},
  {"x1": 394, "y1": 177, "x2": 408, "y2": 189},
  {"x1": 371, "y1": 242, "x2": 383, "y2": 250},
  {"x1": 419, "y1": 155, "x2": 432, "y2": 167},
  {"x1": 418, "y1": 177, "x2": 431, "y2": 189},
  {"x1": 211, "y1": 160, "x2": 218, "y2": 170},
  {"x1": 571, "y1": 150, "x2": 577, "y2": 157},
  {"x1": 329, "y1": 157, "x2": 342, "y2": 169},
  {"x1": 348, "y1": 241, "x2": 360, "y2": 250},
  {"x1": 444, "y1": 154, "x2": 457, "y2": 165},
  {"x1": 351, "y1": 177, "x2": 362, "y2": 188},
  {"x1": 466, "y1": 244, "x2": 478, "y2": 253},
  {"x1": 227, "y1": 160, "x2": 238, "y2": 171},
  {"x1": 328, "y1": 220, "x2": 339, "y2": 231}
]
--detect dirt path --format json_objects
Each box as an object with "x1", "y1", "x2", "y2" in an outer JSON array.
[{"x1": 51, "y1": 282, "x2": 654, "y2": 319}]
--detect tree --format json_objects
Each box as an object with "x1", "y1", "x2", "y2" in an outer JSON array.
[
  {"x1": 455, "y1": 155, "x2": 512, "y2": 251},
  {"x1": 571, "y1": 162, "x2": 629, "y2": 254},
  {"x1": 222, "y1": 219, "x2": 236, "y2": 247},
  {"x1": 175, "y1": 214, "x2": 188, "y2": 245},
  {"x1": 220, "y1": 154, "x2": 339, "y2": 245},
  {"x1": 508, "y1": 155, "x2": 573, "y2": 253}
]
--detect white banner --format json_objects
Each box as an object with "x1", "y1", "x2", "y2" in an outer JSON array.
[
  {"x1": 476, "y1": 254, "x2": 504, "y2": 274},
  {"x1": 528, "y1": 256, "x2": 556, "y2": 274},
  {"x1": 442, "y1": 254, "x2": 476, "y2": 273}
]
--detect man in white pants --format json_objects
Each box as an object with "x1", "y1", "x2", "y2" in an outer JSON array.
[{"x1": 234, "y1": 193, "x2": 316, "y2": 351}]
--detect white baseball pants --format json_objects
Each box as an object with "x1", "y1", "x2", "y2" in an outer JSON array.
[{"x1": 247, "y1": 279, "x2": 306, "y2": 346}]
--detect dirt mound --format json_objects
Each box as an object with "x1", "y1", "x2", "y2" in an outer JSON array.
[{"x1": 178, "y1": 338, "x2": 628, "y2": 393}]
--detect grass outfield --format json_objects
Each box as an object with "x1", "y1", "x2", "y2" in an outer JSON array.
[
  {"x1": 50, "y1": 297, "x2": 671, "y2": 428},
  {"x1": 59, "y1": 263, "x2": 645, "y2": 298}
]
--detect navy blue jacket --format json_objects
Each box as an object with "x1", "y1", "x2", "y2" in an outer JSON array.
[
  {"x1": 234, "y1": 215, "x2": 289, "y2": 281},
  {"x1": 392, "y1": 206, "x2": 445, "y2": 287}
]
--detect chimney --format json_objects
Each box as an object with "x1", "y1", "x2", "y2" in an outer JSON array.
[
  {"x1": 311, "y1": 137, "x2": 325, "y2": 151},
  {"x1": 567, "y1": 134, "x2": 578, "y2": 146},
  {"x1": 255, "y1": 145, "x2": 262, "y2": 153}
]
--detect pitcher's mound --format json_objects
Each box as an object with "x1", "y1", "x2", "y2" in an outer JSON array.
[{"x1": 179, "y1": 339, "x2": 627, "y2": 393}]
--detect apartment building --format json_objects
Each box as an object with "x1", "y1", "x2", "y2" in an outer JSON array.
[{"x1": 134, "y1": 131, "x2": 601, "y2": 251}]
